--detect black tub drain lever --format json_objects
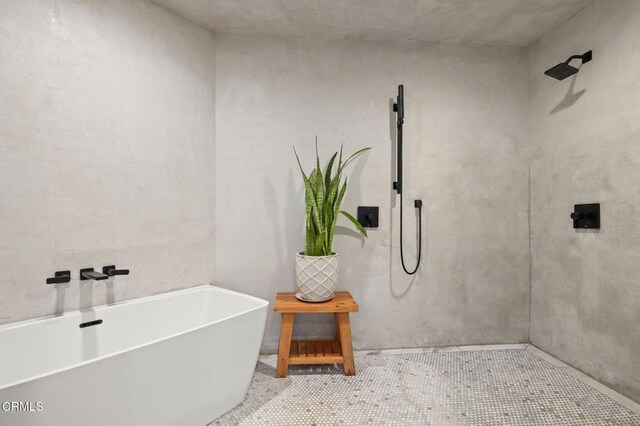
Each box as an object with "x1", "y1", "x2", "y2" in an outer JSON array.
[{"x1": 103, "y1": 265, "x2": 130, "y2": 276}]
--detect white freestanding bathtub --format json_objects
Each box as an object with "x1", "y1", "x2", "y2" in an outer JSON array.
[{"x1": 0, "y1": 285, "x2": 268, "y2": 426}]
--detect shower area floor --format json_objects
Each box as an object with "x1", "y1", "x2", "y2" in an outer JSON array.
[{"x1": 213, "y1": 345, "x2": 640, "y2": 425}]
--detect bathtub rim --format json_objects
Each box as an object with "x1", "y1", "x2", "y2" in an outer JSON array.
[{"x1": 0, "y1": 284, "x2": 269, "y2": 391}]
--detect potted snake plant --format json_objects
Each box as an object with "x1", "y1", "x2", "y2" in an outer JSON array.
[{"x1": 293, "y1": 141, "x2": 370, "y2": 302}]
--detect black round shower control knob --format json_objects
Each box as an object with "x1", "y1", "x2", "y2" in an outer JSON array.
[{"x1": 570, "y1": 211, "x2": 588, "y2": 220}]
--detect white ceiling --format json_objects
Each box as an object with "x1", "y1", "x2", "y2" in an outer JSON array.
[{"x1": 153, "y1": 0, "x2": 592, "y2": 47}]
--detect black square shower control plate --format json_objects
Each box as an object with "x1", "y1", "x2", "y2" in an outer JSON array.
[
  {"x1": 572, "y1": 203, "x2": 600, "y2": 229},
  {"x1": 357, "y1": 206, "x2": 379, "y2": 228}
]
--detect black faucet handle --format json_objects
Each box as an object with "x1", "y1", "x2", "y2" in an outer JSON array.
[
  {"x1": 570, "y1": 211, "x2": 588, "y2": 220},
  {"x1": 46, "y1": 270, "x2": 71, "y2": 285},
  {"x1": 103, "y1": 265, "x2": 130, "y2": 276}
]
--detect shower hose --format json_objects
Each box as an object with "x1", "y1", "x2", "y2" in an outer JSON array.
[{"x1": 399, "y1": 191, "x2": 422, "y2": 275}]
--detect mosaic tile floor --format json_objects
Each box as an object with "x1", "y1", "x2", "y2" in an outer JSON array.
[{"x1": 213, "y1": 348, "x2": 640, "y2": 425}]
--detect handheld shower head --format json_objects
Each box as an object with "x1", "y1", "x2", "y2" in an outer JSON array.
[
  {"x1": 545, "y1": 50, "x2": 592, "y2": 80},
  {"x1": 393, "y1": 84, "x2": 404, "y2": 124},
  {"x1": 392, "y1": 84, "x2": 422, "y2": 275},
  {"x1": 393, "y1": 85, "x2": 404, "y2": 194}
]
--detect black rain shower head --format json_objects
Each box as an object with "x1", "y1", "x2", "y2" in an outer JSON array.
[
  {"x1": 545, "y1": 50, "x2": 592, "y2": 80},
  {"x1": 545, "y1": 62, "x2": 579, "y2": 80}
]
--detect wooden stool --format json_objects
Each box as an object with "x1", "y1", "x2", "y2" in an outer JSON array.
[{"x1": 273, "y1": 291, "x2": 358, "y2": 377}]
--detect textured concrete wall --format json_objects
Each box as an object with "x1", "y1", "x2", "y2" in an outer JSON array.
[
  {"x1": 0, "y1": 0, "x2": 216, "y2": 324},
  {"x1": 529, "y1": 0, "x2": 640, "y2": 402},
  {"x1": 154, "y1": 0, "x2": 592, "y2": 47},
  {"x1": 215, "y1": 34, "x2": 531, "y2": 352}
]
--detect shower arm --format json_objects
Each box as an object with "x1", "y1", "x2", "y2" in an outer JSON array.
[
  {"x1": 564, "y1": 51, "x2": 593, "y2": 65},
  {"x1": 563, "y1": 54, "x2": 583, "y2": 64}
]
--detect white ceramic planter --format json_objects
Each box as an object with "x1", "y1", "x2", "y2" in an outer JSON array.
[{"x1": 295, "y1": 252, "x2": 339, "y2": 302}]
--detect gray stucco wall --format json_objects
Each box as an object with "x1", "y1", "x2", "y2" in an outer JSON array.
[
  {"x1": 529, "y1": 0, "x2": 640, "y2": 403},
  {"x1": 214, "y1": 34, "x2": 531, "y2": 353},
  {"x1": 0, "y1": 0, "x2": 216, "y2": 324}
]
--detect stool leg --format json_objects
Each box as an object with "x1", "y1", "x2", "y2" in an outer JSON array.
[
  {"x1": 334, "y1": 313, "x2": 341, "y2": 344},
  {"x1": 276, "y1": 313, "x2": 294, "y2": 378},
  {"x1": 337, "y1": 313, "x2": 355, "y2": 376}
]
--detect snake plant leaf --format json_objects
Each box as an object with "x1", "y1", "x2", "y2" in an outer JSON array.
[
  {"x1": 325, "y1": 161, "x2": 342, "y2": 231},
  {"x1": 328, "y1": 178, "x2": 347, "y2": 250},
  {"x1": 324, "y1": 152, "x2": 338, "y2": 231},
  {"x1": 340, "y1": 210, "x2": 368, "y2": 238},
  {"x1": 303, "y1": 177, "x2": 319, "y2": 229},
  {"x1": 315, "y1": 137, "x2": 321, "y2": 173},
  {"x1": 326, "y1": 158, "x2": 344, "y2": 212},
  {"x1": 334, "y1": 178, "x2": 348, "y2": 217},
  {"x1": 314, "y1": 145, "x2": 325, "y2": 213},
  {"x1": 325, "y1": 170, "x2": 340, "y2": 221},
  {"x1": 312, "y1": 168, "x2": 324, "y2": 228},
  {"x1": 307, "y1": 170, "x2": 322, "y2": 231},
  {"x1": 305, "y1": 219, "x2": 314, "y2": 255},
  {"x1": 305, "y1": 197, "x2": 317, "y2": 255},
  {"x1": 338, "y1": 147, "x2": 371, "y2": 174},
  {"x1": 327, "y1": 146, "x2": 343, "y2": 207},
  {"x1": 296, "y1": 146, "x2": 323, "y2": 255},
  {"x1": 325, "y1": 152, "x2": 338, "y2": 192},
  {"x1": 293, "y1": 146, "x2": 309, "y2": 181},
  {"x1": 313, "y1": 230, "x2": 327, "y2": 256},
  {"x1": 295, "y1": 147, "x2": 321, "y2": 233}
]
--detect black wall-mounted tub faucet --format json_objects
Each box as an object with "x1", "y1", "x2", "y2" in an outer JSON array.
[
  {"x1": 103, "y1": 265, "x2": 130, "y2": 276},
  {"x1": 80, "y1": 268, "x2": 109, "y2": 281}
]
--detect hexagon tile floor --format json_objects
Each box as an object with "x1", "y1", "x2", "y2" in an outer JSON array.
[{"x1": 212, "y1": 348, "x2": 640, "y2": 425}]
